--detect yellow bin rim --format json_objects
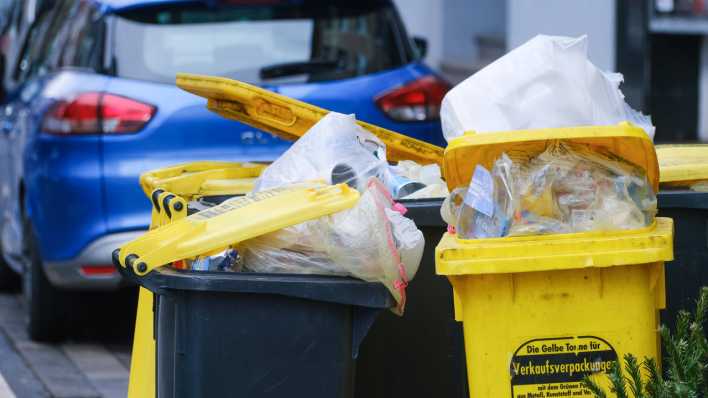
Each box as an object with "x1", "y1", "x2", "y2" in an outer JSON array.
[{"x1": 436, "y1": 217, "x2": 674, "y2": 276}]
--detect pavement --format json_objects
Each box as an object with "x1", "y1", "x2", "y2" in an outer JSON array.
[{"x1": 0, "y1": 289, "x2": 136, "y2": 398}]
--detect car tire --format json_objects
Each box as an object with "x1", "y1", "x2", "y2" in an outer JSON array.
[
  {"x1": 22, "y1": 219, "x2": 71, "y2": 342},
  {"x1": 0, "y1": 249, "x2": 20, "y2": 291}
]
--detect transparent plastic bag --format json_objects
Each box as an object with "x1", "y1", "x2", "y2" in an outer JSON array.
[
  {"x1": 515, "y1": 142, "x2": 657, "y2": 232},
  {"x1": 388, "y1": 160, "x2": 449, "y2": 199},
  {"x1": 254, "y1": 112, "x2": 388, "y2": 193},
  {"x1": 238, "y1": 178, "x2": 424, "y2": 313},
  {"x1": 442, "y1": 142, "x2": 657, "y2": 238},
  {"x1": 440, "y1": 154, "x2": 515, "y2": 239}
]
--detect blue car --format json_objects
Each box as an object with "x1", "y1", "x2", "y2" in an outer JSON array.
[{"x1": 0, "y1": 0, "x2": 449, "y2": 341}]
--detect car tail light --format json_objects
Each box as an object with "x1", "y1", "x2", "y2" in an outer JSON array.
[
  {"x1": 375, "y1": 75, "x2": 451, "y2": 122},
  {"x1": 42, "y1": 92, "x2": 155, "y2": 135},
  {"x1": 80, "y1": 265, "x2": 117, "y2": 277}
]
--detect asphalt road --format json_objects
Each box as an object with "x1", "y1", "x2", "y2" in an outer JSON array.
[{"x1": 0, "y1": 288, "x2": 137, "y2": 398}]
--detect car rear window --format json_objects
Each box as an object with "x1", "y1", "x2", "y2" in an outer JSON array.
[{"x1": 112, "y1": 0, "x2": 413, "y2": 85}]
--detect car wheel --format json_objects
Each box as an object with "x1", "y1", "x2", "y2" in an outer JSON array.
[
  {"x1": 22, "y1": 219, "x2": 70, "y2": 342},
  {"x1": 0, "y1": 248, "x2": 20, "y2": 291}
]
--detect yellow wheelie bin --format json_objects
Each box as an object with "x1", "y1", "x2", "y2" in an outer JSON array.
[
  {"x1": 435, "y1": 123, "x2": 674, "y2": 397},
  {"x1": 124, "y1": 75, "x2": 445, "y2": 398},
  {"x1": 127, "y1": 161, "x2": 265, "y2": 398}
]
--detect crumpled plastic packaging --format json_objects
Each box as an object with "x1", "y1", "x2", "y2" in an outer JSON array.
[
  {"x1": 388, "y1": 160, "x2": 449, "y2": 199},
  {"x1": 238, "y1": 178, "x2": 424, "y2": 313},
  {"x1": 254, "y1": 112, "x2": 388, "y2": 193},
  {"x1": 442, "y1": 156, "x2": 516, "y2": 239},
  {"x1": 442, "y1": 142, "x2": 657, "y2": 239},
  {"x1": 187, "y1": 248, "x2": 240, "y2": 272},
  {"x1": 440, "y1": 35, "x2": 654, "y2": 141}
]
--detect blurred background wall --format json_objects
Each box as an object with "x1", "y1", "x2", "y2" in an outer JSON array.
[{"x1": 395, "y1": 0, "x2": 708, "y2": 143}]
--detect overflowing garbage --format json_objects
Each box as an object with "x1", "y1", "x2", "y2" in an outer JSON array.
[
  {"x1": 439, "y1": 35, "x2": 657, "y2": 239},
  {"x1": 175, "y1": 112, "x2": 430, "y2": 312},
  {"x1": 240, "y1": 178, "x2": 423, "y2": 309},
  {"x1": 244, "y1": 113, "x2": 425, "y2": 310},
  {"x1": 254, "y1": 112, "x2": 446, "y2": 199},
  {"x1": 441, "y1": 142, "x2": 657, "y2": 239},
  {"x1": 153, "y1": 34, "x2": 660, "y2": 307}
]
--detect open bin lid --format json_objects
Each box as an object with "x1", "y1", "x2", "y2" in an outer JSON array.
[
  {"x1": 140, "y1": 161, "x2": 265, "y2": 200},
  {"x1": 442, "y1": 122, "x2": 659, "y2": 192},
  {"x1": 656, "y1": 144, "x2": 708, "y2": 186},
  {"x1": 175, "y1": 73, "x2": 444, "y2": 166},
  {"x1": 117, "y1": 183, "x2": 359, "y2": 276}
]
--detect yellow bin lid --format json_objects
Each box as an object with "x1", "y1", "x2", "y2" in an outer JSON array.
[
  {"x1": 443, "y1": 122, "x2": 659, "y2": 192},
  {"x1": 656, "y1": 144, "x2": 708, "y2": 185},
  {"x1": 140, "y1": 161, "x2": 265, "y2": 200},
  {"x1": 176, "y1": 73, "x2": 444, "y2": 166},
  {"x1": 118, "y1": 183, "x2": 359, "y2": 276}
]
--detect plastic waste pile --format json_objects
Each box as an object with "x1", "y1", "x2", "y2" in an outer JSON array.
[
  {"x1": 440, "y1": 34, "x2": 657, "y2": 239},
  {"x1": 182, "y1": 112, "x2": 427, "y2": 312},
  {"x1": 254, "y1": 111, "x2": 447, "y2": 200},
  {"x1": 441, "y1": 142, "x2": 657, "y2": 239}
]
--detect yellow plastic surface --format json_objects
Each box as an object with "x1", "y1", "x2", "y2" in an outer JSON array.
[
  {"x1": 656, "y1": 144, "x2": 708, "y2": 185},
  {"x1": 199, "y1": 178, "x2": 258, "y2": 196},
  {"x1": 117, "y1": 183, "x2": 359, "y2": 275},
  {"x1": 450, "y1": 261, "x2": 666, "y2": 396},
  {"x1": 128, "y1": 189, "x2": 187, "y2": 398},
  {"x1": 176, "y1": 73, "x2": 444, "y2": 166},
  {"x1": 444, "y1": 122, "x2": 659, "y2": 192},
  {"x1": 436, "y1": 218, "x2": 673, "y2": 275},
  {"x1": 140, "y1": 161, "x2": 265, "y2": 200},
  {"x1": 128, "y1": 288, "x2": 155, "y2": 398},
  {"x1": 436, "y1": 219, "x2": 673, "y2": 396}
]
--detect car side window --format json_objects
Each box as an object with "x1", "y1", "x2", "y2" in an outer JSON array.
[
  {"x1": 61, "y1": 1, "x2": 103, "y2": 71},
  {"x1": 13, "y1": 4, "x2": 58, "y2": 82},
  {"x1": 38, "y1": 1, "x2": 81, "y2": 74}
]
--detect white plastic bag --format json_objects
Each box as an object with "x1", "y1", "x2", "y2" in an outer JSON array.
[
  {"x1": 440, "y1": 35, "x2": 654, "y2": 141},
  {"x1": 254, "y1": 112, "x2": 388, "y2": 193},
  {"x1": 238, "y1": 178, "x2": 424, "y2": 313}
]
